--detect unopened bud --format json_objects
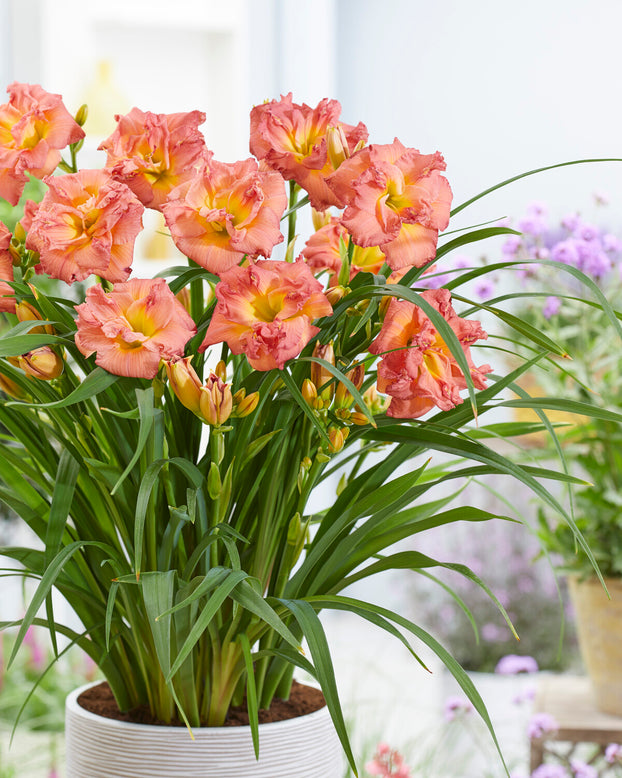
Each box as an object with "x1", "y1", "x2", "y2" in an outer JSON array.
[
  {"x1": 327, "y1": 426, "x2": 345, "y2": 454},
  {"x1": 326, "y1": 124, "x2": 349, "y2": 170},
  {"x1": 13, "y1": 222, "x2": 26, "y2": 243},
  {"x1": 8, "y1": 242, "x2": 21, "y2": 266},
  {"x1": 335, "y1": 363, "x2": 365, "y2": 408},
  {"x1": 214, "y1": 360, "x2": 227, "y2": 382},
  {"x1": 325, "y1": 285, "x2": 347, "y2": 306},
  {"x1": 15, "y1": 300, "x2": 53, "y2": 334},
  {"x1": 75, "y1": 104, "x2": 88, "y2": 127},
  {"x1": 17, "y1": 347, "x2": 63, "y2": 380},
  {"x1": 0, "y1": 372, "x2": 26, "y2": 399},
  {"x1": 302, "y1": 378, "x2": 318, "y2": 405},
  {"x1": 165, "y1": 357, "x2": 203, "y2": 416},
  {"x1": 311, "y1": 208, "x2": 331, "y2": 232},
  {"x1": 199, "y1": 373, "x2": 233, "y2": 426},
  {"x1": 207, "y1": 461, "x2": 222, "y2": 500},
  {"x1": 310, "y1": 342, "x2": 335, "y2": 401},
  {"x1": 350, "y1": 411, "x2": 370, "y2": 426},
  {"x1": 233, "y1": 389, "x2": 259, "y2": 418},
  {"x1": 287, "y1": 512, "x2": 302, "y2": 545},
  {"x1": 284, "y1": 234, "x2": 298, "y2": 263}
]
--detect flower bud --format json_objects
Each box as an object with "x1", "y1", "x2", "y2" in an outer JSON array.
[
  {"x1": 335, "y1": 363, "x2": 365, "y2": 408},
  {"x1": 325, "y1": 285, "x2": 347, "y2": 306},
  {"x1": 311, "y1": 208, "x2": 331, "y2": 232},
  {"x1": 350, "y1": 411, "x2": 370, "y2": 426},
  {"x1": 214, "y1": 360, "x2": 227, "y2": 382},
  {"x1": 199, "y1": 373, "x2": 233, "y2": 427},
  {"x1": 310, "y1": 342, "x2": 335, "y2": 401},
  {"x1": 233, "y1": 389, "x2": 259, "y2": 418},
  {"x1": 326, "y1": 125, "x2": 349, "y2": 170},
  {"x1": 15, "y1": 300, "x2": 53, "y2": 334},
  {"x1": 17, "y1": 347, "x2": 63, "y2": 380},
  {"x1": 327, "y1": 426, "x2": 345, "y2": 454},
  {"x1": 13, "y1": 222, "x2": 26, "y2": 243},
  {"x1": 74, "y1": 104, "x2": 89, "y2": 127},
  {"x1": 165, "y1": 357, "x2": 203, "y2": 416},
  {"x1": 302, "y1": 378, "x2": 318, "y2": 405},
  {"x1": 175, "y1": 286, "x2": 191, "y2": 314},
  {"x1": 0, "y1": 372, "x2": 26, "y2": 399},
  {"x1": 8, "y1": 242, "x2": 21, "y2": 266},
  {"x1": 207, "y1": 461, "x2": 222, "y2": 500}
]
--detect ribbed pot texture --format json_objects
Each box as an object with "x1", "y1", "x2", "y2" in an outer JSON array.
[
  {"x1": 65, "y1": 684, "x2": 344, "y2": 778},
  {"x1": 568, "y1": 575, "x2": 622, "y2": 717}
]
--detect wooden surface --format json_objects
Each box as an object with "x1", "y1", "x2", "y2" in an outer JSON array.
[{"x1": 534, "y1": 675, "x2": 622, "y2": 744}]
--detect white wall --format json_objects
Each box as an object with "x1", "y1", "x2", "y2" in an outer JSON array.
[{"x1": 335, "y1": 0, "x2": 622, "y2": 232}]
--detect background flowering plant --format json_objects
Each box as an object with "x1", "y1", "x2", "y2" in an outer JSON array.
[
  {"x1": 0, "y1": 84, "x2": 617, "y2": 771},
  {"x1": 459, "y1": 200, "x2": 622, "y2": 579}
]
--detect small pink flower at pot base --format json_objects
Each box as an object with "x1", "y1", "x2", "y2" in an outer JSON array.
[
  {"x1": 0, "y1": 82, "x2": 84, "y2": 204},
  {"x1": 75, "y1": 278, "x2": 196, "y2": 379},
  {"x1": 26, "y1": 169, "x2": 144, "y2": 284},
  {"x1": 495, "y1": 654, "x2": 539, "y2": 675},
  {"x1": 200, "y1": 259, "x2": 332, "y2": 371},
  {"x1": 365, "y1": 742, "x2": 413, "y2": 778}
]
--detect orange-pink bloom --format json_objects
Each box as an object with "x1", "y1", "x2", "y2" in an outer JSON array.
[
  {"x1": 0, "y1": 82, "x2": 84, "y2": 205},
  {"x1": 75, "y1": 278, "x2": 196, "y2": 379},
  {"x1": 163, "y1": 158, "x2": 287, "y2": 275},
  {"x1": 249, "y1": 93, "x2": 368, "y2": 212},
  {"x1": 99, "y1": 108, "x2": 209, "y2": 211},
  {"x1": 369, "y1": 288, "x2": 491, "y2": 418},
  {"x1": 0, "y1": 221, "x2": 15, "y2": 313},
  {"x1": 201, "y1": 259, "x2": 333, "y2": 370},
  {"x1": 327, "y1": 139, "x2": 452, "y2": 271},
  {"x1": 300, "y1": 218, "x2": 385, "y2": 282},
  {"x1": 25, "y1": 169, "x2": 144, "y2": 285}
]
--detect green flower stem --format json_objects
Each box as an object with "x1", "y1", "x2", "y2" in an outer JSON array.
[{"x1": 287, "y1": 181, "x2": 299, "y2": 248}]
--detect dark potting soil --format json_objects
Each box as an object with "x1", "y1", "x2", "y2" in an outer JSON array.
[{"x1": 77, "y1": 680, "x2": 326, "y2": 727}]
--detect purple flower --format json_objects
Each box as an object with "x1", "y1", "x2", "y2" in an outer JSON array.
[
  {"x1": 443, "y1": 695, "x2": 473, "y2": 721},
  {"x1": 561, "y1": 212, "x2": 580, "y2": 231},
  {"x1": 474, "y1": 279, "x2": 495, "y2": 300},
  {"x1": 526, "y1": 201, "x2": 548, "y2": 217},
  {"x1": 603, "y1": 233, "x2": 622, "y2": 253},
  {"x1": 502, "y1": 235, "x2": 523, "y2": 256},
  {"x1": 573, "y1": 222, "x2": 600, "y2": 242},
  {"x1": 452, "y1": 254, "x2": 472, "y2": 270},
  {"x1": 481, "y1": 622, "x2": 504, "y2": 641},
  {"x1": 518, "y1": 216, "x2": 547, "y2": 237},
  {"x1": 551, "y1": 239, "x2": 580, "y2": 266},
  {"x1": 496, "y1": 654, "x2": 539, "y2": 675},
  {"x1": 534, "y1": 247, "x2": 550, "y2": 260},
  {"x1": 527, "y1": 712, "x2": 558, "y2": 739},
  {"x1": 605, "y1": 743, "x2": 622, "y2": 764},
  {"x1": 542, "y1": 296, "x2": 561, "y2": 319},
  {"x1": 531, "y1": 765, "x2": 570, "y2": 778},
  {"x1": 569, "y1": 759, "x2": 597, "y2": 778}
]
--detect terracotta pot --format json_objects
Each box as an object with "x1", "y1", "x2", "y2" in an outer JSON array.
[
  {"x1": 65, "y1": 683, "x2": 343, "y2": 778},
  {"x1": 568, "y1": 575, "x2": 622, "y2": 716}
]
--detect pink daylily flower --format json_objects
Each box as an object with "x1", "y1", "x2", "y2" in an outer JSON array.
[
  {"x1": 201, "y1": 259, "x2": 333, "y2": 370},
  {"x1": 0, "y1": 221, "x2": 15, "y2": 313},
  {"x1": 249, "y1": 93, "x2": 368, "y2": 211},
  {"x1": 25, "y1": 169, "x2": 144, "y2": 284},
  {"x1": 163, "y1": 158, "x2": 287, "y2": 275},
  {"x1": 99, "y1": 107, "x2": 209, "y2": 211},
  {"x1": 75, "y1": 278, "x2": 196, "y2": 379},
  {"x1": 0, "y1": 82, "x2": 84, "y2": 205},
  {"x1": 369, "y1": 288, "x2": 491, "y2": 418},
  {"x1": 300, "y1": 218, "x2": 385, "y2": 282},
  {"x1": 327, "y1": 139, "x2": 452, "y2": 270}
]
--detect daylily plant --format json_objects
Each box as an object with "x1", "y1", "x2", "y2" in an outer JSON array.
[{"x1": 0, "y1": 85, "x2": 618, "y2": 775}]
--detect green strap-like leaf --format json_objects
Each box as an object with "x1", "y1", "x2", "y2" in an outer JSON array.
[
  {"x1": 7, "y1": 366, "x2": 118, "y2": 408},
  {"x1": 111, "y1": 387, "x2": 158, "y2": 496},
  {"x1": 239, "y1": 633, "x2": 260, "y2": 759}
]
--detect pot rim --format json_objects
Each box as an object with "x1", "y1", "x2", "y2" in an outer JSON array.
[{"x1": 66, "y1": 681, "x2": 330, "y2": 734}]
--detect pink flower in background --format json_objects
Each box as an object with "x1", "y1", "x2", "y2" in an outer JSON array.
[
  {"x1": 531, "y1": 765, "x2": 569, "y2": 778},
  {"x1": 0, "y1": 82, "x2": 84, "y2": 205},
  {"x1": 443, "y1": 694, "x2": 474, "y2": 721},
  {"x1": 249, "y1": 93, "x2": 368, "y2": 211},
  {"x1": 163, "y1": 158, "x2": 287, "y2": 275},
  {"x1": 23, "y1": 626, "x2": 45, "y2": 670},
  {"x1": 527, "y1": 712, "x2": 558, "y2": 739},
  {"x1": 26, "y1": 169, "x2": 144, "y2": 284},
  {"x1": 605, "y1": 744, "x2": 622, "y2": 764},
  {"x1": 75, "y1": 278, "x2": 196, "y2": 378},
  {"x1": 0, "y1": 221, "x2": 15, "y2": 313},
  {"x1": 495, "y1": 654, "x2": 539, "y2": 675},
  {"x1": 369, "y1": 288, "x2": 491, "y2": 418},
  {"x1": 100, "y1": 107, "x2": 209, "y2": 211},
  {"x1": 201, "y1": 259, "x2": 333, "y2": 371},
  {"x1": 569, "y1": 759, "x2": 597, "y2": 778},
  {"x1": 300, "y1": 218, "x2": 385, "y2": 281},
  {"x1": 327, "y1": 139, "x2": 452, "y2": 270},
  {"x1": 365, "y1": 742, "x2": 413, "y2": 778}
]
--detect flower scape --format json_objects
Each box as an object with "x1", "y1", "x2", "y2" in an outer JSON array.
[{"x1": 0, "y1": 84, "x2": 615, "y2": 771}]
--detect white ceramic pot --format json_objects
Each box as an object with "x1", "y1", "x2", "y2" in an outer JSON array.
[{"x1": 65, "y1": 683, "x2": 343, "y2": 778}]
